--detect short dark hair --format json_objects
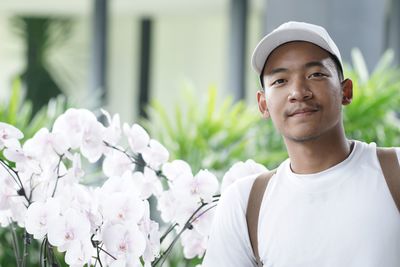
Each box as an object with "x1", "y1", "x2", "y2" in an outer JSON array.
[{"x1": 259, "y1": 52, "x2": 344, "y2": 89}]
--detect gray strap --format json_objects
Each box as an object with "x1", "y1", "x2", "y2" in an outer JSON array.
[
  {"x1": 377, "y1": 148, "x2": 400, "y2": 213},
  {"x1": 246, "y1": 171, "x2": 276, "y2": 267}
]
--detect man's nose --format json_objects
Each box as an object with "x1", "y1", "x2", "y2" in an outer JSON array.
[{"x1": 287, "y1": 78, "x2": 313, "y2": 102}]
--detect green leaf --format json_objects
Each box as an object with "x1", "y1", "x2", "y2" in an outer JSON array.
[{"x1": 351, "y1": 48, "x2": 369, "y2": 84}]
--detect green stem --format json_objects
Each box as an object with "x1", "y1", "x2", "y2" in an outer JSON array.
[
  {"x1": 9, "y1": 222, "x2": 22, "y2": 267},
  {"x1": 160, "y1": 223, "x2": 178, "y2": 244},
  {"x1": 21, "y1": 230, "x2": 30, "y2": 267}
]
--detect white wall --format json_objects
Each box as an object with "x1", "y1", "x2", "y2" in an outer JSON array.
[
  {"x1": 0, "y1": 14, "x2": 24, "y2": 102},
  {"x1": 152, "y1": 13, "x2": 228, "y2": 111},
  {"x1": 107, "y1": 14, "x2": 138, "y2": 123}
]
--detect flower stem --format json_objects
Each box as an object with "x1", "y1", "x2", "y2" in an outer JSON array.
[
  {"x1": 21, "y1": 230, "x2": 31, "y2": 267},
  {"x1": 160, "y1": 222, "x2": 178, "y2": 244},
  {"x1": 51, "y1": 154, "x2": 64, "y2": 197},
  {"x1": 0, "y1": 158, "x2": 30, "y2": 204},
  {"x1": 9, "y1": 221, "x2": 22, "y2": 267}
]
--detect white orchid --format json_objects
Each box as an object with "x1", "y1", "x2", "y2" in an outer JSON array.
[
  {"x1": 102, "y1": 223, "x2": 146, "y2": 263},
  {"x1": 52, "y1": 108, "x2": 97, "y2": 149},
  {"x1": 80, "y1": 119, "x2": 106, "y2": 163},
  {"x1": 132, "y1": 168, "x2": 163, "y2": 200},
  {"x1": 141, "y1": 139, "x2": 169, "y2": 170},
  {"x1": 102, "y1": 109, "x2": 122, "y2": 146},
  {"x1": 100, "y1": 171, "x2": 139, "y2": 196},
  {"x1": 157, "y1": 190, "x2": 178, "y2": 223},
  {"x1": 123, "y1": 123, "x2": 150, "y2": 153},
  {"x1": 25, "y1": 198, "x2": 61, "y2": 239},
  {"x1": 0, "y1": 122, "x2": 23, "y2": 150},
  {"x1": 221, "y1": 159, "x2": 267, "y2": 192},
  {"x1": 162, "y1": 160, "x2": 193, "y2": 181},
  {"x1": 64, "y1": 239, "x2": 94, "y2": 266},
  {"x1": 63, "y1": 153, "x2": 85, "y2": 184},
  {"x1": 23, "y1": 128, "x2": 69, "y2": 162},
  {"x1": 0, "y1": 108, "x2": 264, "y2": 266},
  {"x1": 173, "y1": 169, "x2": 219, "y2": 204},
  {"x1": 101, "y1": 192, "x2": 145, "y2": 224},
  {"x1": 181, "y1": 229, "x2": 208, "y2": 259},
  {"x1": 102, "y1": 149, "x2": 134, "y2": 177},
  {"x1": 47, "y1": 208, "x2": 91, "y2": 252},
  {"x1": 0, "y1": 166, "x2": 17, "y2": 210}
]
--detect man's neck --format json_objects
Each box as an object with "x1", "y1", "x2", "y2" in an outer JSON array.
[{"x1": 285, "y1": 130, "x2": 352, "y2": 175}]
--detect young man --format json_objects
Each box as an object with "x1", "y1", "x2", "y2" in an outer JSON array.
[{"x1": 202, "y1": 21, "x2": 400, "y2": 266}]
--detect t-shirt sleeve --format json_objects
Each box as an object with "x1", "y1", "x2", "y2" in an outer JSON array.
[
  {"x1": 202, "y1": 181, "x2": 256, "y2": 267},
  {"x1": 396, "y1": 148, "x2": 400, "y2": 165}
]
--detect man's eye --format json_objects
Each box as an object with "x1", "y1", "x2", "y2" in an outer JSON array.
[
  {"x1": 309, "y1": 72, "x2": 325, "y2": 78},
  {"x1": 271, "y1": 79, "x2": 285, "y2": 85}
]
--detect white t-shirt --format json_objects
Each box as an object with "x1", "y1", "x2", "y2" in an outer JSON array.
[{"x1": 203, "y1": 141, "x2": 400, "y2": 267}]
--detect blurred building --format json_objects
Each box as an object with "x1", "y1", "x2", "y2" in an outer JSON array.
[{"x1": 0, "y1": 0, "x2": 397, "y2": 123}]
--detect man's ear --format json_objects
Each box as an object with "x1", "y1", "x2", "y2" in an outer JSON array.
[
  {"x1": 341, "y1": 78, "x2": 353, "y2": 105},
  {"x1": 256, "y1": 90, "x2": 270, "y2": 119}
]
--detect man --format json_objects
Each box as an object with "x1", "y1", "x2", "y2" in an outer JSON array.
[{"x1": 202, "y1": 21, "x2": 400, "y2": 266}]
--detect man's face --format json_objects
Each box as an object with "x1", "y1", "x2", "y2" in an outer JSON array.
[{"x1": 257, "y1": 41, "x2": 352, "y2": 143}]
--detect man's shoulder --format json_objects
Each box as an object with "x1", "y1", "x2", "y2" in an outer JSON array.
[
  {"x1": 221, "y1": 161, "x2": 287, "y2": 210},
  {"x1": 220, "y1": 173, "x2": 260, "y2": 212},
  {"x1": 356, "y1": 140, "x2": 400, "y2": 162}
]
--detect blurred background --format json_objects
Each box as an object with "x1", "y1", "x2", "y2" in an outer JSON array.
[
  {"x1": 1, "y1": 0, "x2": 399, "y2": 121},
  {"x1": 1, "y1": 0, "x2": 400, "y2": 265}
]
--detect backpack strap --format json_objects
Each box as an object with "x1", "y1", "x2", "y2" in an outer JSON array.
[
  {"x1": 376, "y1": 147, "x2": 400, "y2": 213},
  {"x1": 246, "y1": 170, "x2": 276, "y2": 267}
]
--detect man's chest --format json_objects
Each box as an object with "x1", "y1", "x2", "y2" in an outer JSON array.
[{"x1": 258, "y1": 174, "x2": 400, "y2": 267}]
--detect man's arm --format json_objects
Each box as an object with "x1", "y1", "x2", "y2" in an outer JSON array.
[{"x1": 202, "y1": 180, "x2": 256, "y2": 267}]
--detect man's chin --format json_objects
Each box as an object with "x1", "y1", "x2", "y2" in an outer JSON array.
[{"x1": 284, "y1": 132, "x2": 321, "y2": 143}]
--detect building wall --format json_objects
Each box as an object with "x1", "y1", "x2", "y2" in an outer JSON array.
[
  {"x1": 263, "y1": 0, "x2": 388, "y2": 72},
  {"x1": 0, "y1": 15, "x2": 24, "y2": 102},
  {"x1": 0, "y1": 1, "x2": 267, "y2": 125}
]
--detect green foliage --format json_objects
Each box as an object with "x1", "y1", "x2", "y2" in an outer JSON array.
[
  {"x1": 0, "y1": 79, "x2": 68, "y2": 141},
  {"x1": 11, "y1": 16, "x2": 72, "y2": 115},
  {"x1": 249, "y1": 120, "x2": 287, "y2": 169},
  {"x1": 144, "y1": 86, "x2": 263, "y2": 175},
  {"x1": 343, "y1": 49, "x2": 400, "y2": 146}
]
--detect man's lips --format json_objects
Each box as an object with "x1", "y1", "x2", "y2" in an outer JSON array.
[{"x1": 287, "y1": 107, "x2": 319, "y2": 117}]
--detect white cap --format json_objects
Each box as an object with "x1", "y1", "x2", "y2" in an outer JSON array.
[{"x1": 251, "y1": 21, "x2": 343, "y2": 75}]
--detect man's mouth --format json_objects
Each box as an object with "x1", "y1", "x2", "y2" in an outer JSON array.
[{"x1": 288, "y1": 107, "x2": 319, "y2": 117}]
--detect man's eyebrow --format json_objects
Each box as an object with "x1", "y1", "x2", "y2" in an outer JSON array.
[
  {"x1": 266, "y1": 67, "x2": 288, "y2": 76},
  {"x1": 304, "y1": 61, "x2": 327, "y2": 69},
  {"x1": 265, "y1": 61, "x2": 329, "y2": 76}
]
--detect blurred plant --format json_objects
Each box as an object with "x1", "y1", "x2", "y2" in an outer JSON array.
[
  {"x1": 343, "y1": 48, "x2": 400, "y2": 146},
  {"x1": 144, "y1": 86, "x2": 283, "y2": 175},
  {"x1": 0, "y1": 79, "x2": 68, "y2": 141},
  {"x1": 249, "y1": 120, "x2": 287, "y2": 169},
  {"x1": 11, "y1": 16, "x2": 73, "y2": 115}
]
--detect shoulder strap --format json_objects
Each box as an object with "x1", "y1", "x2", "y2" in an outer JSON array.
[
  {"x1": 376, "y1": 147, "x2": 400, "y2": 213},
  {"x1": 246, "y1": 170, "x2": 276, "y2": 267}
]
